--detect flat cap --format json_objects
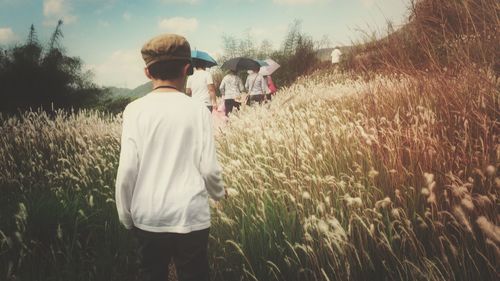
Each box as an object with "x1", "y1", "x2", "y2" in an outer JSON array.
[{"x1": 141, "y1": 34, "x2": 191, "y2": 67}]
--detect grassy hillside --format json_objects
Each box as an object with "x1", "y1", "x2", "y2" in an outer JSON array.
[
  {"x1": 108, "y1": 81, "x2": 153, "y2": 99},
  {"x1": 0, "y1": 0, "x2": 498, "y2": 280}
]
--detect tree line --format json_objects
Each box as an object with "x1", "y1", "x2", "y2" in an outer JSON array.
[{"x1": 0, "y1": 21, "x2": 112, "y2": 115}]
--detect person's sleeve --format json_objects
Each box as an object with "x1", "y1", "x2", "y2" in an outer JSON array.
[
  {"x1": 238, "y1": 77, "x2": 245, "y2": 92},
  {"x1": 206, "y1": 72, "x2": 214, "y2": 85},
  {"x1": 261, "y1": 76, "x2": 269, "y2": 94},
  {"x1": 219, "y1": 77, "x2": 226, "y2": 95},
  {"x1": 186, "y1": 76, "x2": 192, "y2": 89},
  {"x1": 115, "y1": 108, "x2": 140, "y2": 229},
  {"x1": 200, "y1": 108, "x2": 225, "y2": 200}
]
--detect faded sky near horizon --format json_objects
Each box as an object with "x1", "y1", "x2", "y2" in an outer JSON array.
[{"x1": 0, "y1": 0, "x2": 410, "y2": 88}]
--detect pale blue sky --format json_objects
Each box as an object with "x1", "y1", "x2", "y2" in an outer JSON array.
[{"x1": 0, "y1": 0, "x2": 410, "y2": 88}]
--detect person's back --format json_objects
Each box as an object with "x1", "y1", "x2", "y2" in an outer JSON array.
[
  {"x1": 220, "y1": 73, "x2": 244, "y2": 100},
  {"x1": 115, "y1": 33, "x2": 224, "y2": 281},
  {"x1": 220, "y1": 71, "x2": 244, "y2": 115},
  {"x1": 245, "y1": 71, "x2": 267, "y2": 96},
  {"x1": 186, "y1": 65, "x2": 217, "y2": 112},
  {"x1": 120, "y1": 92, "x2": 220, "y2": 232}
]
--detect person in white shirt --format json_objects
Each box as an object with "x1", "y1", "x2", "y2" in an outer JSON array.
[
  {"x1": 331, "y1": 47, "x2": 342, "y2": 64},
  {"x1": 219, "y1": 70, "x2": 244, "y2": 116},
  {"x1": 245, "y1": 66, "x2": 268, "y2": 105},
  {"x1": 115, "y1": 33, "x2": 225, "y2": 281},
  {"x1": 186, "y1": 61, "x2": 217, "y2": 112}
]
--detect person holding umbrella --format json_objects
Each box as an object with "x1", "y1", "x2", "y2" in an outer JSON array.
[
  {"x1": 259, "y1": 59, "x2": 280, "y2": 101},
  {"x1": 245, "y1": 65, "x2": 268, "y2": 105},
  {"x1": 186, "y1": 50, "x2": 217, "y2": 112},
  {"x1": 219, "y1": 69, "x2": 244, "y2": 116}
]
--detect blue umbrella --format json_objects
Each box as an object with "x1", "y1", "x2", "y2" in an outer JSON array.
[
  {"x1": 191, "y1": 50, "x2": 217, "y2": 67},
  {"x1": 257, "y1": 60, "x2": 269, "y2": 66}
]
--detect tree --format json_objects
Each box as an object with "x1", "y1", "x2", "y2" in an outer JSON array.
[{"x1": 0, "y1": 22, "x2": 106, "y2": 114}]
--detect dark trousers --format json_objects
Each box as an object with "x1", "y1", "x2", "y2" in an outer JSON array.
[
  {"x1": 134, "y1": 227, "x2": 210, "y2": 281},
  {"x1": 246, "y1": 94, "x2": 265, "y2": 106},
  {"x1": 224, "y1": 99, "x2": 241, "y2": 116}
]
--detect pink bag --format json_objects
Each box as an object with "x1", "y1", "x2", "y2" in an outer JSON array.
[{"x1": 267, "y1": 76, "x2": 277, "y2": 94}]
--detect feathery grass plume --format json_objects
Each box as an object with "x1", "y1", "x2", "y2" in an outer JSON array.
[
  {"x1": 485, "y1": 165, "x2": 496, "y2": 177},
  {"x1": 375, "y1": 197, "x2": 391, "y2": 209},
  {"x1": 453, "y1": 206, "x2": 473, "y2": 234},
  {"x1": 476, "y1": 216, "x2": 500, "y2": 244},
  {"x1": 460, "y1": 194, "x2": 475, "y2": 212}
]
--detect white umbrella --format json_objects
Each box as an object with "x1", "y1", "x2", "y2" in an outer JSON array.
[{"x1": 259, "y1": 59, "x2": 280, "y2": 76}]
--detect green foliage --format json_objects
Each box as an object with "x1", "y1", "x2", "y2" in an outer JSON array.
[
  {"x1": 271, "y1": 20, "x2": 319, "y2": 87},
  {"x1": 0, "y1": 23, "x2": 107, "y2": 114}
]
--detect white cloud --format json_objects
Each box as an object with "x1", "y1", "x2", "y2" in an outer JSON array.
[
  {"x1": 123, "y1": 12, "x2": 132, "y2": 21},
  {"x1": 86, "y1": 49, "x2": 148, "y2": 88},
  {"x1": 43, "y1": 0, "x2": 77, "y2": 26},
  {"x1": 273, "y1": 0, "x2": 327, "y2": 4},
  {"x1": 158, "y1": 17, "x2": 199, "y2": 34},
  {"x1": 0, "y1": 27, "x2": 17, "y2": 44}
]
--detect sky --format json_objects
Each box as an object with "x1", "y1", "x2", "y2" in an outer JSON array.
[{"x1": 0, "y1": 0, "x2": 411, "y2": 89}]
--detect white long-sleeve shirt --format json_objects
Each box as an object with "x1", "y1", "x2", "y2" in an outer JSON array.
[
  {"x1": 219, "y1": 74, "x2": 244, "y2": 100},
  {"x1": 115, "y1": 91, "x2": 225, "y2": 233},
  {"x1": 245, "y1": 72, "x2": 268, "y2": 96}
]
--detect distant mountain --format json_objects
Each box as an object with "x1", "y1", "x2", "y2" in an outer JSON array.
[
  {"x1": 129, "y1": 81, "x2": 153, "y2": 98},
  {"x1": 107, "y1": 81, "x2": 152, "y2": 100},
  {"x1": 108, "y1": 86, "x2": 132, "y2": 98}
]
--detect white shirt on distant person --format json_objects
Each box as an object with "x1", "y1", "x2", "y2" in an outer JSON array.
[
  {"x1": 331, "y1": 48, "x2": 342, "y2": 64},
  {"x1": 115, "y1": 90, "x2": 225, "y2": 233},
  {"x1": 219, "y1": 74, "x2": 244, "y2": 100},
  {"x1": 186, "y1": 69, "x2": 214, "y2": 106},
  {"x1": 245, "y1": 71, "x2": 268, "y2": 96}
]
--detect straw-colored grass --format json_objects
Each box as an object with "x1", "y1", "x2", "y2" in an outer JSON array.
[{"x1": 1, "y1": 65, "x2": 497, "y2": 280}]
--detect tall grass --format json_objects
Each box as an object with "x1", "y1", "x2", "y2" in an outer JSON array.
[
  {"x1": 210, "y1": 67, "x2": 498, "y2": 280},
  {"x1": 342, "y1": 0, "x2": 499, "y2": 72},
  {"x1": 0, "y1": 111, "x2": 141, "y2": 280},
  {"x1": 0, "y1": 0, "x2": 498, "y2": 280}
]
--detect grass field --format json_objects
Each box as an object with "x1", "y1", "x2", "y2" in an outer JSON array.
[
  {"x1": 1, "y1": 0, "x2": 499, "y2": 279},
  {"x1": 1, "y1": 65, "x2": 498, "y2": 280}
]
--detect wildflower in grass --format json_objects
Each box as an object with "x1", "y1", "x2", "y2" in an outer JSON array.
[
  {"x1": 302, "y1": 191, "x2": 311, "y2": 200},
  {"x1": 344, "y1": 194, "x2": 362, "y2": 208},
  {"x1": 316, "y1": 202, "x2": 326, "y2": 214},
  {"x1": 375, "y1": 197, "x2": 391, "y2": 209},
  {"x1": 474, "y1": 195, "x2": 492, "y2": 208},
  {"x1": 424, "y1": 173, "x2": 434, "y2": 185},
  {"x1": 460, "y1": 195, "x2": 474, "y2": 212},
  {"x1": 304, "y1": 232, "x2": 314, "y2": 242},
  {"x1": 317, "y1": 219, "x2": 329, "y2": 235},
  {"x1": 476, "y1": 216, "x2": 500, "y2": 244},
  {"x1": 226, "y1": 188, "x2": 239, "y2": 197},
  {"x1": 368, "y1": 168, "x2": 379, "y2": 179},
  {"x1": 453, "y1": 206, "x2": 473, "y2": 233},
  {"x1": 486, "y1": 165, "x2": 496, "y2": 176},
  {"x1": 57, "y1": 224, "x2": 63, "y2": 240},
  {"x1": 391, "y1": 208, "x2": 401, "y2": 220}
]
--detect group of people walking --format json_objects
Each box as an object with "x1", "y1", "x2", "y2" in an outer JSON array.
[{"x1": 187, "y1": 61, "x2": 277, "y2": 117}]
